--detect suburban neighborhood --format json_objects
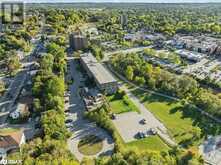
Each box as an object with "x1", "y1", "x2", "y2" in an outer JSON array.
[{"x1": 0, "y1": 1, "x2": 221, "y2": 165}]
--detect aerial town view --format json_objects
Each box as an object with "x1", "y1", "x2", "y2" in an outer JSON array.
[{"x1": 1, "y1": 0, "x2": 221, "y2": 164}]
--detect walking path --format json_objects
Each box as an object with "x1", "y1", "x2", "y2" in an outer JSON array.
[{"x1": 106, "y1": 64, "x2": 221, "y2": 124}]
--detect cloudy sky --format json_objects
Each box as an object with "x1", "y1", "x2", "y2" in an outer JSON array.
[{"x1": 6, "y1": 0, "x2": 221, "y2": 3}]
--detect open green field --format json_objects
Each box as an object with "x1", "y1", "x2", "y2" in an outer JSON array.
[
  {"x1": 126, "y1": 135, "x2": 170, "y2": 152},
  {"x1": 131, "y1": 88, "x2": 221, "y2": 147},
  {"x1": 107, "y1": 92, "x2": 139, "y2": 114}
]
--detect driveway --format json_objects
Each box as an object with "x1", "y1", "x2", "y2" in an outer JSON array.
[{"x1": 66, "y1": 57, "x2": 114, "y2": 161}]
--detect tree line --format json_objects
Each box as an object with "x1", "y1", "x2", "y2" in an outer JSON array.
[{"x1": 111, "y1": 53, "x2": 221, "y2": 118}]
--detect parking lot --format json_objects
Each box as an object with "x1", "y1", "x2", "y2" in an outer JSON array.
[
  {"x1": 112, "y1": 111, "x2": 154, "y2": 142},
  {"x1": 65, "y1": 56, "x2": 114, "y2": 161}
]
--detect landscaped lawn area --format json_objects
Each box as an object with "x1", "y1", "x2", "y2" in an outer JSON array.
[
  {"x1": 126, "y1": 135, "x2": 170, "y2": 152},
  {"x1": 107, "y1": 91, "x2": 139, "y2": 114},
  {"x1": 78, "y1": 135, "x2": 103, "y2": 156},
  {"x1": 131, "y1": 88, "x2": 221, "y2": 147},
  {"x1": 0, "y1": 128, "x2": 19, "y2": 134}
]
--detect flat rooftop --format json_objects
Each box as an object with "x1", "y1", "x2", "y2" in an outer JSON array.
[{"x1": 80, "y1": 53, "x2": 117, "y2": 85}]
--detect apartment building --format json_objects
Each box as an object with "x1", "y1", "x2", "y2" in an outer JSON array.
[{"x1": 80, "y1": 53, "x2": 118, "y2": 94}]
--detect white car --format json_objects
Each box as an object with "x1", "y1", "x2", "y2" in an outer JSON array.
[{"x1": 65, "y1": 123, "x2": 72, "y2": 128}]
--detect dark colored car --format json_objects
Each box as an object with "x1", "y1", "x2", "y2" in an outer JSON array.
[
  {"x1": 139, "y1": 119, "x2": 147, "y2": 125},
  {"x1": 65, "y1": 119, "x2": 73, "y2": 123},
  {"x1": 35, "y1": 123, "x2": 41, "y2": 129},
  {"x1": 136, "y1": 132, "x2": 146, "y2": 139},
  {"x1": 111, "y1": 113, "x2": 116, "y2": 120}
]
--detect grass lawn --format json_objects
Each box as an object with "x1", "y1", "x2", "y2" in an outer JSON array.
[
  {"x1": 107, "y1": 92, "x2": 139, "y2": 114},
  {"x1": 131, "y1": 88, "x2": 221, "y2": 147},
  {"x1": 126, "y1": 135, "x2": 170, "y2": 152},
  {"x1": 0, "y1": 128, "x2": 19, "y2": 134},
  {"x1": 78, "y1": 135, "x2": 103, "y2": 156}
]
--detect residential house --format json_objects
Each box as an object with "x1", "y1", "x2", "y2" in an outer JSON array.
[{"x1": 0, "y1": 130, "x2": 25, "y2": 158}]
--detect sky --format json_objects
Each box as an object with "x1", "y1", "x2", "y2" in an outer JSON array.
[{"x1": 2, "y1": 0, "x2": 221, "y2": 3}]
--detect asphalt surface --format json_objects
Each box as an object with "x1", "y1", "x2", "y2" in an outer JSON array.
[
  {"x1": 66, "y1": 57, "x2": 114, "y2": 161},
  {"x1": 0, "y1": 41, "x2": 40, "y2": 125}
]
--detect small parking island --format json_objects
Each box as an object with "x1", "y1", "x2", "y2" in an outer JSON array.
[{"x1": 78, "y1": 135, "x2": 103, "y2": 156}]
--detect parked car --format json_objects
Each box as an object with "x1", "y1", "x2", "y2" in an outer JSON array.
[
  {"x1": 140, "y1": 119, "x2": 147, "y2": 125},
  {"x1": 65, "y1": 123, "x2": 72, "y2": 128},
  {"x1": 65, "y1": 119, "x2": 73, "y2": 123},
  {"x1": 136, "y1": 132, "x2": 146, "y2": 139},
  {"x1": 35, "y1": 123, "x2": 41, "y2": 129},
  {"x1": 150, "y1": 128, "x2": 157, "y2": 135},
  {"x1": 111, "y1": 113, "x2": 116, "y2": 120}
]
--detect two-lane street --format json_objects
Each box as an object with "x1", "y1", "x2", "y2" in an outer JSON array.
[{"x1": 0, "y1": 40, "x2": 41, "y2": 125}]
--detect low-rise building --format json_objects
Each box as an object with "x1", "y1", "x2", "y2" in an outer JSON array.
[
  {"x1": 173, "y1": 35, "x2": 221, "y2": 56},
  {"x1": 80, "y1": 53, "x2": 118, "y2": 94},
  {"x1": 175, "y1": 49, "x2": 205, "y2": 62},
  {"x1": 0, "y1": 130, "x2": 25, "y2": 158}
]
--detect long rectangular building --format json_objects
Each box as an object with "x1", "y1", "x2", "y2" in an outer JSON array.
[{"x1": 80, "y1": 53, "x2": 118, "y2": 94}]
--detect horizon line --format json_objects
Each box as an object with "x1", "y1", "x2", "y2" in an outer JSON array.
[{"x1": 22, "y1": 2, "x2": 221, "y2": 4}]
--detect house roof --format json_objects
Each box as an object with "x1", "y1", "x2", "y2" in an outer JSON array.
[{"x1": 0, "y1": 130, "x2": 23, "y2": 148}]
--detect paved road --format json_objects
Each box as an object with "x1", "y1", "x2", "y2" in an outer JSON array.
[
  {"x1": 0, "y1": 41, "x2": 40, "y2": 125},
  {"x1": 66, "y1": 57, "x2": 114, "y2": 161}
]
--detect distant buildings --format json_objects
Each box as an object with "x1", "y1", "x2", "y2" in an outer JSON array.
[
  {"x1": 124, "y1": 33, "x2": 138, "y2": 41},
  {"x1": 80, "y1": 53, "x2": 118, "y2": 94},
  {"x1": 120, "y1": 14, "x2": 128, "y2": 28},
  {"x1": 16, "y1": 50, "x2": 24, "y2": 60},
  {"x1": 0, "y1": 130, "x2": 25, "y2": 158},
  {"x1": 175, "y1": 49, "x2": 205, "y2": 62},
  {"x1": 173, "y1": 35, "x2": 221, "y2": 56},
  {"x1": 69, "y1": 32, "x2": 88, "y2": 51},
  {"x1": 124, "y1": 32, "x2": 165, "y2": 43}
]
